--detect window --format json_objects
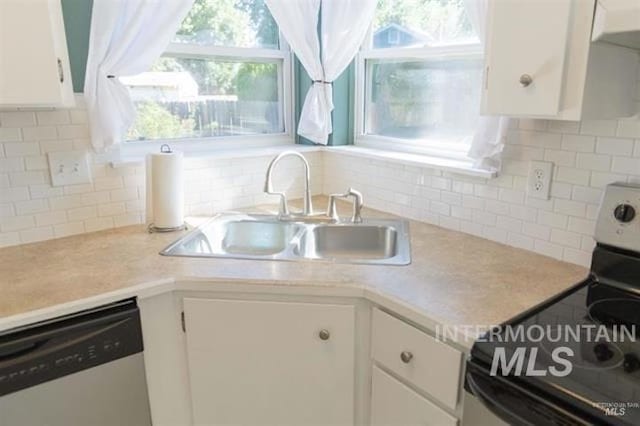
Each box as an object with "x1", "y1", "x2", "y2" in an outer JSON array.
[
  {"x1": 357, "y1": 0, "x2": 483, "y2": 159},
  {"x1": 122, "y1": 0, "x2": 292, "y2": 144}
]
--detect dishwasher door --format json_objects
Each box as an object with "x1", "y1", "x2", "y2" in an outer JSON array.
[
  {"x1": 0, "y1": 353, "x2": 151, "y2": 426},
  {"x1": 0, "y1": 299, "x2": 152, "y2": 426}
]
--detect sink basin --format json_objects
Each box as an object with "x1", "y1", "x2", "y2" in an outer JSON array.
[
  {"x1": 161, "y1": 214, "x2": 300, "y2": 259},
  {"x1": 222, "y1": 220, "x2": 297, "y2": 255},
  {"x1": 161, "y1": 213, "x2": 410, "y2": 265},
  {"x1": 294, "y1": 225, "x2": 398, "y2": 260}
]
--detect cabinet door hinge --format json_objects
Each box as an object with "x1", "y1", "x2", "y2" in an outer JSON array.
[{"x1": 181, "y1": 311, "x2": 186, "y2": 332}]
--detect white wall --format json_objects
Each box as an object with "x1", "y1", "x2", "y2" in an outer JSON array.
[
  {"x1": 324, "y1": 116, "x2": 640, "y2": 268},
  {"x1": 0, "y1": 96, "x2": 322, "y2": 247}
]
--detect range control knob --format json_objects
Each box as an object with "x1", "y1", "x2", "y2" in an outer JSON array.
[
  {"x1": 623, "y1": 353, "x2": 640, "y2": 373},
  {"x1": 614, "y1": 204, "x2": 636, "y2": 223}
]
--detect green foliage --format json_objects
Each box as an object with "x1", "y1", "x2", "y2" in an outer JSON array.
[
  {"x1": 128, "y1": 102, "x2": 194, "y2": 140},
  {"x1": 237, "y1": 63, "x2": 278, "y2": 101}
]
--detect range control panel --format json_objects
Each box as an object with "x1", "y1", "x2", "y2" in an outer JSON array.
[{"x1": 595, "y1": 182, "x2": 640, "y2": 253}]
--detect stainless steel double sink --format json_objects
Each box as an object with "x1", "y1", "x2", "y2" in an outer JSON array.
[{"x1": 160, "y1": 213, "x2": 411, "y2": 265}]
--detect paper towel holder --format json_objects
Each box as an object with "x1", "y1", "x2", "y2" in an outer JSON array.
[{"x1": 147, "y1": 143, "x2": 187, "y2": 234}]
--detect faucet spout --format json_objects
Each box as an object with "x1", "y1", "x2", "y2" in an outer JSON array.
[{"x1": 264, "y1": 151, "x2": 313, "y2": 217}]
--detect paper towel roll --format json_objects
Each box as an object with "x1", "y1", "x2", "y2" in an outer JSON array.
[{"x1": 146, "y1": 147, "x2": 184, "y2": 230}]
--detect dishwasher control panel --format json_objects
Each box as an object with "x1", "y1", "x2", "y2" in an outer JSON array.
[{"x1": 0, "y1": 299, "x2": 142, "y2": 396}]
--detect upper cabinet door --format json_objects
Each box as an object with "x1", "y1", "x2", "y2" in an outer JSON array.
[
  {"x1": 0, "y1": 0, "x2": 74, "y2": 107},
  {"x1": 483, "y1": 0, "x2": 573, "y2": 117}
]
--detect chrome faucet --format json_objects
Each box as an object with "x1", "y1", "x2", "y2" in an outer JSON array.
[
  {"x1": 264, "y1": 151, "x2": 313, "y2": 219},
  {"x1": 327, "y1": 188, "x2": 364, "y2": 223}
]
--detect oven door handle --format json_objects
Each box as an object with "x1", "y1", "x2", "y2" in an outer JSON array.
[{"x1": 466, "y1": 370, "x2": 535, "y2": 426}]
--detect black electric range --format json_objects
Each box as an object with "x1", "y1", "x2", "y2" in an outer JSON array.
[{"x1": 466, "y1": 182, "x2": 640, "y2": 425}]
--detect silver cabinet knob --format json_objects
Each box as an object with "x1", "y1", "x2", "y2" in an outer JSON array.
[
  {"x1": 519, "y1": 74, "x2": 533, "y2": 87},
  {"x1": 319, "y1": 329, "x2": 330, "y2": 341},
  {"x1": 400, "y1": 351, "x2": 413, "y2": 363}
]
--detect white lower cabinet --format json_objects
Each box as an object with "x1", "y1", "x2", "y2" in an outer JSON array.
[
  {"x1": 182, "y1": 298, "x2": 356, "y2": 426},
  {"x1": 371, "y1": 366, "x2": 458, "y2": 426}
]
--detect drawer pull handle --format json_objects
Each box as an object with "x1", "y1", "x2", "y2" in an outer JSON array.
[
  {"x1": 319, "y1": 329, "x2": 330, "y2": 341},
  {"x1": 519, "y1": 74, "x2": 533, "y2": 87},
  {"x1": 400, "y1": 351, "x2": 413, "y2": 363}
]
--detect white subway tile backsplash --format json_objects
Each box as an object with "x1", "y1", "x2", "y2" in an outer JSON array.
[
  {"x1": 544, "y1": 149, "x2": 576, "y2": 166},
  {"x1": 53, "y1": 221, "x2": 85, "y2": 238},
  {"x1": 580, "y1": 120, "x2": 618, "y2": 137},
  {"x1": 575, "y1": 153, "x2": 611, "y2": 171},
  {"x1": 0, "y1": 112, "x2": 36, "y2": 127},
  {"x1": 561, "y1": 134, "x2": 595, "y2": 153},
  {"x1": 19, "y1": 226, "x2": 53, "y2": 243},
  {"x1": 9, "y1": 171, "x2": 46, "y2": 186},
  {"x1": 4, "y1": 142, "x2": 40, "y2": 157},
  {"x1": 596, "y1": 137, "x2": 634, "y2": 156},
  {"x1": 36, "y1": 110, "x2": 70, "y2": 126},
  {"x1": 616, "y1": 119, "x2": 640, "y2": 139},
  {"x1": 554, "y1": 199, "x2": 586, "y2": 217},
  {"x1": 0, "y1": 128, "x2": 22, "y2": 142},
  {"x1": 611, "y1": 157, "x2": 640, "y2": 175},
  {"x1": 35, "y1": 210, "x2": 67, "y2": 226},
  {"x1": 556, "y1": 166, "x2": 590, "y2": 186},
  {"x1": 22, "y1": 126, "x2": 58, "y2": 141}
]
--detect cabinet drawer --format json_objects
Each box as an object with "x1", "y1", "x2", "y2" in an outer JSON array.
[
  {"x1": 371, "y1": 308, "x2": 462, "y2": 410},
  {"x1": 371, "y1": 366, "x2": 458, "y2": 426}
]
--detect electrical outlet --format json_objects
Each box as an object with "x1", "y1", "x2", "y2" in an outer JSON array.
[
  {"x1": 48, "y1": 150, "x2": 91, "y2": 187},
  {"x1": 527, "y1": 161, "x2": 553, "y2": 200}
]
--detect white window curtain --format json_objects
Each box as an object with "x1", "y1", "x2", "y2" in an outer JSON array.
[
  {"x1": 265, "y1": 0, "x2": 377, "y2": 145},
  {"x1": 84, "y1": 0, "x2": 194, "y2": 152},
  {"x1": 464, "y1": 0, "x2": 510, "y2": 171}
]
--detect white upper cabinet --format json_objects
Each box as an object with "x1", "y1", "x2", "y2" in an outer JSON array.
[
  {"x1": 592, "y1": 0, "x2": 640, "y2": 49},
  {"x1": 0, "y1": 0, "x2": 74, "y2": 108},
  {"x1": 482, "y1": 0, "x2": 638, "y2": 121}
]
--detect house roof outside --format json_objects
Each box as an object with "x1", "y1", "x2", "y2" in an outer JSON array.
[{"x1": 373, "y1": 22, "x2": 435, "y2": 48}]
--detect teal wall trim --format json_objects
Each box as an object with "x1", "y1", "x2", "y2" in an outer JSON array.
[{"x1": 61, "y1": 0, "x2": 93, "y2": 93}]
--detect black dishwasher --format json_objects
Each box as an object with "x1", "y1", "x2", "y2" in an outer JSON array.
[{"x1": 0, "y1": 298, "x2": 152, "y2": 426}]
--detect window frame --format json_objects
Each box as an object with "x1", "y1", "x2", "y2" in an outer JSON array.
[
  {"x1": 355, "y1": 24, "x2": 483, "y2": 161},
  {"x1": 119, "y1": 23, "x2": 296, "y2": 160}
]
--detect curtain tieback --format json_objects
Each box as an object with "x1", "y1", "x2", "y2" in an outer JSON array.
[
  {"x1": 312, "y1": 80, "x2": 331, "y2": 85},
  {"x1": 107, "y1": 75, "x2": 116, "y2": 79}
]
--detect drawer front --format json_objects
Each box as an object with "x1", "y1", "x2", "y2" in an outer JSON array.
[
  {"x1": 371, "y1": 366, "x2": 458, "y2": 426},
  {"x1": 371, "y1": 308, "x2": 462, "y2": 409}
]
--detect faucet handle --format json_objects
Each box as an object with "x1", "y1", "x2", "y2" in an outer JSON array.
[{"x1": 327, "y1": 188, "x2": 364, "y2": 223}]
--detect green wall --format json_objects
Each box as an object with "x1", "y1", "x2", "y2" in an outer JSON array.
[
  {"x1": 59, "y1": 0, "x2": 353, "y2": 144},
  {"x1": 61, "y1": 0, "x2": 93, "y2": 93}
]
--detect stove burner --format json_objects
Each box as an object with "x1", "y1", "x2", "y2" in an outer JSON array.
[
  {"x1": 540, "y1": 329, "x2": 624, "y2": 371},
  {"x1": 587, "y1": 298, "x2": 640, "y2": 329}
]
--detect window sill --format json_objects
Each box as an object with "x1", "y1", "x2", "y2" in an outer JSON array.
[
  {"x1": 107, "y1": 144, "x2": 323, "y2": 168},
  {"x1": 326, "y1": 146, "x2": 497, "y2": 179}
]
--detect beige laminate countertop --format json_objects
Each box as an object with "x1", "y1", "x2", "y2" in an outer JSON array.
[{"x1": 0, "y1": 199, "x2": 587, "y2": 335}]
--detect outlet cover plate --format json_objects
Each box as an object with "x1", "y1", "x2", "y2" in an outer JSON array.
[
  {"x1": 48, "y1": 150, "x2": 91, "y2": 187},
  {"x1": 527, "y1": 161, "x2": 553, "y2": 200}
]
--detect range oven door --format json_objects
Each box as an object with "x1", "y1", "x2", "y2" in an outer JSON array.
[{"x1": 465, "y1": 361, "x2": 593, "y2": 426}]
